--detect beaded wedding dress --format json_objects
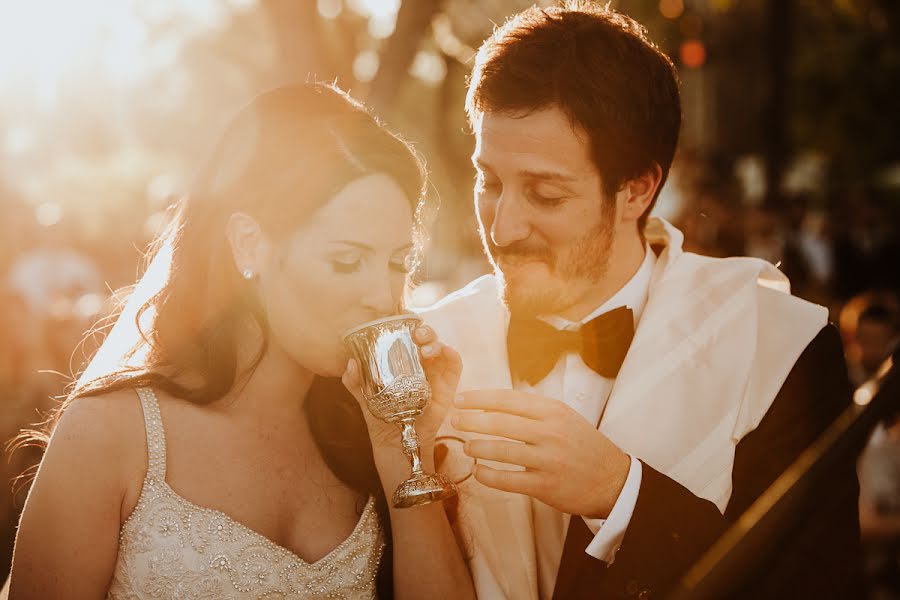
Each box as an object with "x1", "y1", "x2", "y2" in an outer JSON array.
[{"x1": 106, "y1": 388, "x2": 385, "y2": 600}]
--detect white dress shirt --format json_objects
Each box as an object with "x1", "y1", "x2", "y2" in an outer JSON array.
[{"x1": 520, "y1": 245, "x2": 655, "y2": 600}]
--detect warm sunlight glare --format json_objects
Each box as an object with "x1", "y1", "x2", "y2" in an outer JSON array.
[
  {"x1": 0, "y1": 0, "x2": 253, "y2": 102},
  {"x1": 0, "y1": 1, "x2": 145, "y2": 94},
  {"x1": 350, "y1": 0, "x2": 401, "y2": 20}
]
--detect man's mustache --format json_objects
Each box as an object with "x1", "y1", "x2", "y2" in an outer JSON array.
[{"x1": 486, "y1": 240, "x2": 553, "y2": 264}]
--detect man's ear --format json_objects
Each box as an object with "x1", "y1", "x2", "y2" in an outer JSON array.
[{"x1": 617, "y1": 163, "x2": 663, "y2": 224}]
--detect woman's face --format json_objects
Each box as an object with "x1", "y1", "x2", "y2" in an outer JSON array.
[{"x1": 258, "y1": 173, "x2": 414, "y2": 376}]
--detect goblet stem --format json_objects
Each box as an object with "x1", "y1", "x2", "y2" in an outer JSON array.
[
  {"x1": 398, "y1": 418, "x2": 424, "y2": 476},
  {"x1": 390, "y1": 416, "x2": 457, "y2": 508}
]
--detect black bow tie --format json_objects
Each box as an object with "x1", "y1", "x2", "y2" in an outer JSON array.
[{"x1": 507, "y1": 306, "x2": 635, "y2": 385}]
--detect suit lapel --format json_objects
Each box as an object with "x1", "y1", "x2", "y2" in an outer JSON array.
[{"x1": 552, "y1": 515, "x2": 601, "y2": 599}]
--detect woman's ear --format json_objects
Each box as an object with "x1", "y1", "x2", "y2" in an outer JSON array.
[{"x1": 226, "y1": 212, "x2": 266, "y2": 279}]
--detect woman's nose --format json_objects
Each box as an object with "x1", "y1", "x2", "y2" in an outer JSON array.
[{"x1": 361, "y1": 276, "x2": 397, "y2": 318}]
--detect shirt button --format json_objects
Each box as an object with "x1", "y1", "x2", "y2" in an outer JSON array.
[{"x1": 576, "y1": 392, "x2": 587, "y2": 402}]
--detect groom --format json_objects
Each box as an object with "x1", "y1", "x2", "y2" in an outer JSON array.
[{"x1": 419, "y1": 3, "x2": 862, "y2": 599}]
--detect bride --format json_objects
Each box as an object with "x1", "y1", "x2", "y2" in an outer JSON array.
[{"x1": 7, "y1": 83, "x2": 474, "y2": 599}]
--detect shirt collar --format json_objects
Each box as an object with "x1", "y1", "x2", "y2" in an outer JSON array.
[{"x1": 543, "y1": 243, "x2": 656, "y2": 331}]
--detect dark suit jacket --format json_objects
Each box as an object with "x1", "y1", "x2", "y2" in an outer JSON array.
[{"x1": 552, "y1": 325, "x2": 864, "y2": 599}]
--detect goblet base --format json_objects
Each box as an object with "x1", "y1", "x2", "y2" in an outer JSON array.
[{"x1": 392, "y1": 472, "x2": 458, "y2": 508}]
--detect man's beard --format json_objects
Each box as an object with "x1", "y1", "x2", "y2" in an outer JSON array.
[{"x1": 482, "y1": 217, "x2": 616, "y2": 317}]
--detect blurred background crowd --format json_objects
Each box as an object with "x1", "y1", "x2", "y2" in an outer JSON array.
[{"x1": 1, "y1": 0, "x2": 898, "y2": 595}]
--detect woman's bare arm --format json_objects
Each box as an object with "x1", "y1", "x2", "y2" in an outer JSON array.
[{"x1": 9, "y1": 392, "x2": 141, "y2": 599}]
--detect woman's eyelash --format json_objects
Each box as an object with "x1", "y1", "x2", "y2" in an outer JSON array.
[
  {"x1": 331, "y1": 259, "x2": 410, "y2": 274},
  {"x1": 332, "y1": 260, "x2": 361, "y2": 274},
  {"x1": 390, "y1": 260, "x2": 410, "y2": 274}
]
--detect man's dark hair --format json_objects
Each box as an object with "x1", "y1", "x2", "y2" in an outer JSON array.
[
  {"x1": 859, "y1": 303, "x2": 899, "y2": 332},
  {"x1": 466, "y1": 1, "x2": 681, "y2": 230}
]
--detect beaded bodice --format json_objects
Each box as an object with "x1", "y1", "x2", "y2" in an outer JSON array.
[{"x1": 107, "y1": 388, "x2": 385, "y2": 600}]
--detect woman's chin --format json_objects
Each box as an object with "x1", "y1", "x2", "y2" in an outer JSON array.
[
  {"x1": 310, "y1": 360, "x2": 347, "y2": 380},
  {"x1": 288, "y1": 341, "x2": 351, "y2": 380},
  {"x1": 320, "y1": 352, "x2": 352, "y2": 379}
]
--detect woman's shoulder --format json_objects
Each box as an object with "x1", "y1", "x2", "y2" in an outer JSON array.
[
  {"x1": 11, "y1": 389, "x2": 157, "y2": 593},
  {"x1": 51, "y1": 389, "x2": 149, "y2": 482},
  {"x1": 60, "y1": 388, "x2": 146, "y2": 439},
  {"x1": 57, "y1": 388, "x2": 180, "y2": 518},
  {"x1": 60, "y1": 385, "x2": 191, "y2": 433}
]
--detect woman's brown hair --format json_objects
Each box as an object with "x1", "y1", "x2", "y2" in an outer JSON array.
[{"x1": 17, "y1": 82, "x2": 427, "y2": 597}]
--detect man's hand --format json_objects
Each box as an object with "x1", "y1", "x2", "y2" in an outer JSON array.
[{"x1": 453, "y1": 389, "x2": 631, "y2": 518}]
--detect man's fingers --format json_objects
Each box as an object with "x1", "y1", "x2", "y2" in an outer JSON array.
[
  {"x1": 457, "y1": 390, "x2": 556, "y2": 419},
  {"x1": 473, "y1": 465, "x2": 542, "y2": 496},
  {"x1": 452, "y1": 410, "x2": 542, "y2": 443},
  {"x1": 465, "y1": 439, "x2": 544, "y2": 469}
]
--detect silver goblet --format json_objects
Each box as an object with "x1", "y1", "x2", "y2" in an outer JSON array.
[{"x1": 344, "y1": 314, "x2": 458, "y2": 508}]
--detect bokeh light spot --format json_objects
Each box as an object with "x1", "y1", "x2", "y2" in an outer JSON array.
[
  {"x1": 410, "y1": 50, "x2": 447, "y2": 86},
  {"x1": 353, "y1": 50, "x2": 380, "y2": 82},
  {"x1": 317, "y1": 0, "x2": 342, "y2": 20},
  {"x1": 659, "y1": 0, "x2": 685, "y2": 20},
  {"x1": 680, "y1": 39, "x2": 707, "y2": 69},
  {"x1": 35, "y1": 202, "x2": 63, "y2": 227}
]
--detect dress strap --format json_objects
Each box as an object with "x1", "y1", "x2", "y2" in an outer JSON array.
[{"x1": 135, "y1": 387, "x2": 167, "y2": 481}]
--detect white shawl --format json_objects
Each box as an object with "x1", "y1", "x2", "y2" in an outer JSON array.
[{"x1": 415, "y1": 217, "x2": 828, "y2": 599}]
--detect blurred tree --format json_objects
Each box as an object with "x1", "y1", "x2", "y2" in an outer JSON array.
[
  {"x1": 763, "y1": 0, "x2": 795, "y2": 209},
  {"x1": 792, "y1": 0, "x2": 900, "y2": 194},
  {"x1": 261, "y1": 0, "x2": 330, "y2": 83},
  {"x1": 368, "y1": 0, "x2": 445, "y2": 113}
]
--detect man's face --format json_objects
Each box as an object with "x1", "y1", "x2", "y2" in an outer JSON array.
[
  {"x1": 856, "y1": 319, "x2": 895, "y2": 372},
  {"x1": 472, "y1": 107, "x2": 618, "y2": 317}
]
